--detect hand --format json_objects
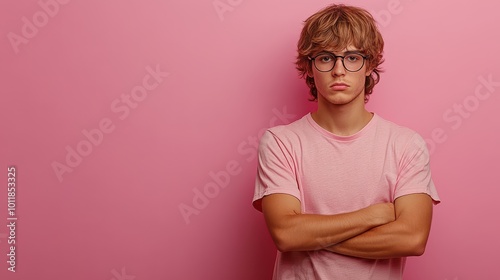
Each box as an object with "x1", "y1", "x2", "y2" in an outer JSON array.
[{"x1": 366, "y1": 202, "x2": 395, "y2": 226}]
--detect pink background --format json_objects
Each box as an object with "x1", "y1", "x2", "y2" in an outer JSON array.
[{"x1": 1, "y1": 0, "x2": 499, "y2": 279}]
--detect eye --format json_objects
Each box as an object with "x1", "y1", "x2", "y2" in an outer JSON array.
[
  {"x1": 346, "y1": 55, "x2": 360, "y2": 62},
  {"x1": 317, "y1": 54, "x2": 333, "y2": 63}
]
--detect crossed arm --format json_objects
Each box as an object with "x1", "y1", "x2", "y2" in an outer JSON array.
[{"x1": 261, "y1": 192, "x2": 433, "y2": 259}]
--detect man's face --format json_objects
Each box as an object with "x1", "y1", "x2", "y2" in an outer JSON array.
[{"x1": 309, "y1": 46, "x2": 372, "y2": 107}]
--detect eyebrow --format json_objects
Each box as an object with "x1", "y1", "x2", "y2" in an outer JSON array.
[{"x1": 319, "y1": 50, "x2": 364, "y2": 56}]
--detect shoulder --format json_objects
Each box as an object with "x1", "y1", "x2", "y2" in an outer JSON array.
[
  {"x1": 257, "y1": 114, "x2": 313, "y2": 158},
  {"x1": 375, "y1": 114, "x2": 428, "y2": 155},
  {"x1": 376, "y1": 115, "x2": 423, "y2": 141},
  {"x1": 264, "y1": 114, "x2": 311, "y2": 143}
]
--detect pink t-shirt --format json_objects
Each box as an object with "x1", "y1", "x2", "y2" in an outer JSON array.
[{"x1": 253, "y1": 113, "x2": 440, "y2": 280}]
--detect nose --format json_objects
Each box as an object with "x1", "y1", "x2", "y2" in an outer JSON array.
[{"x1": 331, "y1": 57, "x2": 345, "y2": 76}]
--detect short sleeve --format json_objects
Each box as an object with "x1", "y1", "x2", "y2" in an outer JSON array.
[
  {"x1": 394, "y1": 133, "x2": 440, "y2": 204},
  {"x1": 252, "y1": 130, "x2": 301, "y2": 212}
]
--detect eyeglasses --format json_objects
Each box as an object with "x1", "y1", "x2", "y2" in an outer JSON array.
[{"x1": 308, "y1": 51, "x2": 368, "y2": 72}]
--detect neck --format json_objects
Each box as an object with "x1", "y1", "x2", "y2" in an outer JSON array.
[{"x1": 312, "y1": 95, "x2": 373, "y2": 136}]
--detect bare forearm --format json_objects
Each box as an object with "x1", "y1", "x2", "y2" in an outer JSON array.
[
  {"x1": 326, "y1": 194, "x2": 434, "y2": 259},
  {"x1": 325, "y1": 221, "x2": 427, "y2": 259},
  {"x1": 267, "y1": 206, "x2": 391, "y2": 252}
]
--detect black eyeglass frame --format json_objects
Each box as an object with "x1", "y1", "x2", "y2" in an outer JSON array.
[{"x1": 308, "y1": 51, "x2": 368, "y2": 73}]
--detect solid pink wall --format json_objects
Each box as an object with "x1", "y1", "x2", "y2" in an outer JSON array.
[{"x1": 1, "y1": 0, "x2": 499, "y2": 279}]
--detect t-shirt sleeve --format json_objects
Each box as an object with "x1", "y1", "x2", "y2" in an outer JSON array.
[
  {"x1": 252, "y1": 130, "x2": 301, "y2": 212},
  {"x1": 394, "y1": 132, "x2": 440, "y2": 204}
]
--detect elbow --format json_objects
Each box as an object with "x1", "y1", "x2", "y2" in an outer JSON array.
[
  {"x1": 270, "y1": 229, "x2": 298, "y2": 253},
  {"x1": 273, "y1": 234, "x2": 294, "y2": 253},
  {"x1": 275, "y1": 242, "x2": 292, "y2": 253},
  {"x1": 408, "y1": 243, "x2": 426, "y2": 256},
  {"x1": 406, "y1": 234, "x2": 429, "y2": 256},
  {"x1": 413, "y1": 238, "x2": 428, "y2": 256}
]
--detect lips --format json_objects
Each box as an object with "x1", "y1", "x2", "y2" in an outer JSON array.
[{"x1": 330, "y1": 82, "x2": 349, "y2": 91}]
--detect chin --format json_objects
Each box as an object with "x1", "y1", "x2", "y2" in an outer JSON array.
[
  {"x1": 330, "y1": 91, "x2": 365, "y2": 104},
  {"x1": 322, "y1": 93, "x2": 356, "y2": 105}
]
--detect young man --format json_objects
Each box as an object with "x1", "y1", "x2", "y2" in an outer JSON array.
[{"x1": 252, "y1": 4, "x2": 440, "y2": 279}]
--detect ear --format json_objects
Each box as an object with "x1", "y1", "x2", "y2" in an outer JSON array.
[
  {"x1": 365, "y1": 64, "x2": 373, "y2": 77},
  {"x1": 365, "y1": 61, "x2": 374, "y2": 76},
  {"x1": 306, "y1": 64, "x2": 314, "y2": 78}
]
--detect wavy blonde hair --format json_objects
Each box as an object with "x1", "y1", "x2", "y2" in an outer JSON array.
[{"x1": 296, "y1": 4, "x2": 384, "y2": 102}]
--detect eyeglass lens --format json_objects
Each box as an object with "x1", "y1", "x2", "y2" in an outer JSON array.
[{"x1": 313, "y1": 53, "x2": 365, "y2": 72}]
